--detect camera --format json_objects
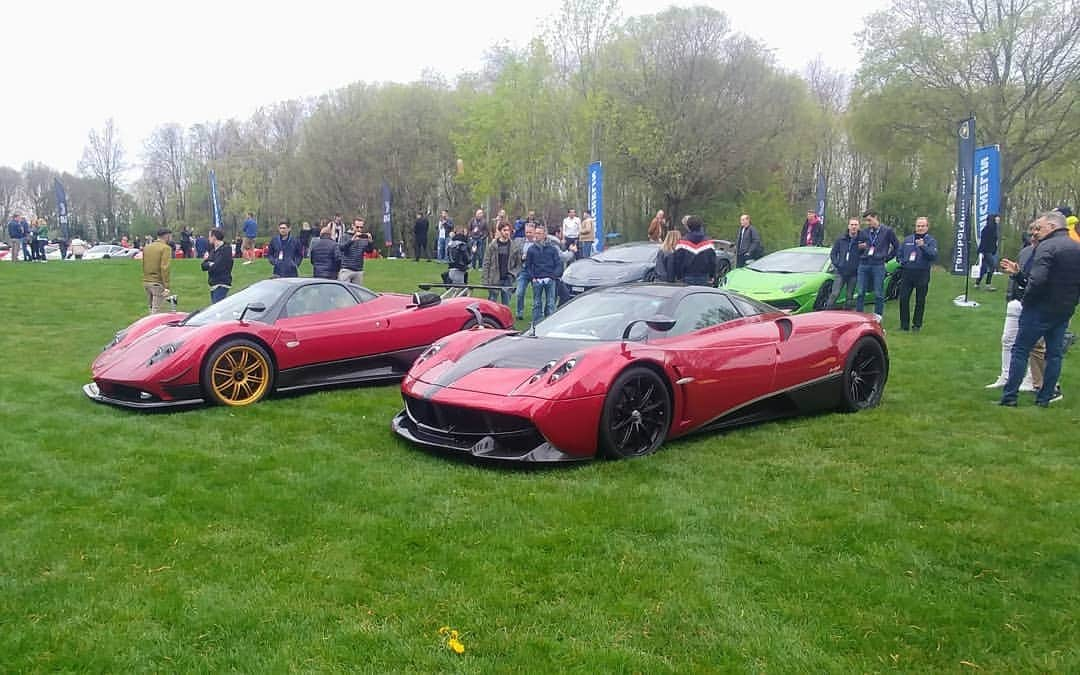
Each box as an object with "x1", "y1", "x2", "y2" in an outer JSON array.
[{"x1": 166, "y1": 294, "x2": 179, "y2": 308}]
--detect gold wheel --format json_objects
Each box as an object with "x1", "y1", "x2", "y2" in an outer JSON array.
[{"x1": 204, "y1": 341, "x2": 272, "y2": 406}]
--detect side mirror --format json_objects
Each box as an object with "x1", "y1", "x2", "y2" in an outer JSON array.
[
  {"x1": 410, "y1": 292, "x2": 442, "y2": 309},
  {"x1": 239, "y1": 302, "x2": 266, "y2": 323},
  {"x1": 621, "y1": 314, "x2": 676, "y2": 340}
]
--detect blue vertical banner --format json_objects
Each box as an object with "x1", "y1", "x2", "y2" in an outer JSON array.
[
  {"x1": 54, "y1": 178, "x2": 70, "y2": 240},
  {"x1": 951, "y1": 117, "x2": 976, "y2": 275},
  {"x1": 973, "y1": 145, "x2": 1000, "y2": 247},
  {"x1": 381, "y1": 181, "x2": 393, "y2": 251},
  {"x1": 815, "y1": 171, "x2": 827, "y2": 227},
  {"x1": 208, "y1": 169, "x2": 222, "y2": 228},
  {"x1": 588, "y1": 161, "x2": 604, "y2": 252}
]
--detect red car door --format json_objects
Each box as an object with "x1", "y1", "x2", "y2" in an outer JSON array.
[
  {"x1": 660, "y1": 292, "x2": 780, "y2": 432},
  {"x1": 271, "y1": 283, "x2": 384, "y2": 371}
]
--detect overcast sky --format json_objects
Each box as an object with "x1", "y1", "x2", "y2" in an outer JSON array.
[{"x1": 0, "y1": 0, "x2": 887, "y2": 175}]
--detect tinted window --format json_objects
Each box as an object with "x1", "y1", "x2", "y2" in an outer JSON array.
[
  {"x1": 670, "y1": 293, "x2": 740, "y2": 336},
  {"x1": 183, "y1": 282, "x2": 283, "y2": 326},
  {"x1": 727, "y1": 293, "x2": 772, "y2": 317},
  {"x1": 534, "y1": 290, "x2": 668, "y2": 340},
  {"x1": 592, "y1": 244, "x2": 659, "y2": 264},
  {"x1": 747, "y1": 250, "x2": 829, "y2": 274},
  {"x1": 284, "y1": 284, "x2": 358, "y2": 318}
]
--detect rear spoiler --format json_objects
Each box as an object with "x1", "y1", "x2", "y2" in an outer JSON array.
[{"x1": 419, "y1": 283, "x2": 514, "y2": 298}]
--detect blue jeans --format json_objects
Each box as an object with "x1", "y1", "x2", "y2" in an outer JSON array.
[
  {"x1": 855, "y1": 263, "x2": 886, "y2": 315},
  {"x1": 487, "y1": 274, "x2": 512, "y2": 306},
  {"x1": 210, "y1": 286, "x2": 230, "y2": 303},
  {"x1": 436, "y1": 237, "x2": 447, "y2": 261},
  {"x1": 515, "y1": 273, "x2": 530, "y2": 318},
  {"x1": 471, "y1": 239, "x2": 485, "y2": 269},
  {"x1": 978, "y1": 253, "x2": 997, "y2": 285},
  {"x1": 532, "y1": 278, "x2": 556, "y2": 324},
  {"x1": 579, "y1": 241, "x2": 593, "y2": 258},
  {"x1": 1001, "y1": 307, "x2": 1070, "y2": 405}
]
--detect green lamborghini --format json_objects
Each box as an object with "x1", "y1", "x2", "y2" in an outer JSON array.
[{"x1": 721, "y1": 246, "x2": 901, "y2": 313}]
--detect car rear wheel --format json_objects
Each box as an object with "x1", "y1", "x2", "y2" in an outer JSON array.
[
  {"x1": 813, "y1": 280, "x2": 833, "y2": 311},
  {"x1": 839, "y1": 336, "x2": 887, "y2": 412},
  {"x1": 714, "y1": 259, "x2": 731, "y2": 285},
  {"x1": 202, "y1": 339, "x2": 274, "y2": 406},
  {"x1": 598, "y1": 367, "x2": 671, "y2": 459}
]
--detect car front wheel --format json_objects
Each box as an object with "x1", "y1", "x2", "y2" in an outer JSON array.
[
  {"x1": 598, "y1": 367, "x2": 671, "y2": 459},
  {"x1": 202, "y1": 339, "x2": 275, "y2": 406}
]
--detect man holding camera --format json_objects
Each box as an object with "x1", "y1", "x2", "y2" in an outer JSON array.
[
  {"x1": 895, "y1": 216, "x2": 938, "y2": 331},
  {"x1": 142, "y1": 228, "x2": 173, "y2": 313},
  {"x1": 339, "y1": 218, "x2": 373, "y2": 285}
]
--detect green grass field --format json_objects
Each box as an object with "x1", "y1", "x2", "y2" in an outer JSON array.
[{"x1": 1, "y1": 257, "x2": 1077, "y2": 671}]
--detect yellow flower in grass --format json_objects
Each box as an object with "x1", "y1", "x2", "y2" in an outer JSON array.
[{"x1": 448, "y1": 637, "x2": 465, "y2": 654}]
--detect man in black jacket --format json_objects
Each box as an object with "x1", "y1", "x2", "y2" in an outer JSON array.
[
  {"x1": 854, "y1": 210, "x2": 900, "y2": 320},
  {"x1": 201, "y1": 228, "x2": 234, "y2": 303},
  {"x1": 673, "y1": 215, "x2": 717, "y2": 286},
  {"x1": 309, "y1": 225, "x2": 341, "y2": 279},
  {"x1": 826, "y1": 217, "x2": 861, "y2": 309},
  {"x1": 999, "y1": 211, "x2": 1080, "y2": 407},
  {"x1": 339, "y1": 218, "x2": 373, "y2": 285},
  {"x1": 414, "y1": 212, "x2": 430, "y2": 262},
  {"x1": 735, "y1": 214, "x2": 763, "y2": 268},
  {"x1": 976, "y1": 213, "x2": 1001, "y2": 290}
]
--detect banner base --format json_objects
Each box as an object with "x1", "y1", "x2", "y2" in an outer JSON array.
[{"x1": 953, "y1": 295, "x2": 979, "y2": 308}]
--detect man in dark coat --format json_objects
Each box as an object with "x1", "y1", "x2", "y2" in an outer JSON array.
[
  {"x1": 309, "y1": 225, "x2": 341, "y2": 279},
  {"x1": 267, "y1": 221, "x2": 303, "y2": 278},
  {"x1": 826, "y1": 217, "x2": 861, "y2": 309},
  {"x1": 414, "y1": 212, "x2": 430, "y2": 261},
  {"x1": 976, "y1": 213, "x2": 1001, "y2": 290},
  {"x1": 999, "y1": 211, "x2": 1080, "y2": 407},
  {"x1": 201, "y1": 228, "x2": 234, "y2": 303}
]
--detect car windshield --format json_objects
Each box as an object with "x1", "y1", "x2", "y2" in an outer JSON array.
[
  {"x1": 183, "y1": 282, "x2": 284, "y2": 326},
  {"x1": 590, "y1": 244, "x2": 658, "y2": 264},
  {"x1": 534, "y1": 291, "x2": 667, "y2": 341},
  {"x1": 747, "y1": 251, "x2": 828, "y2": 274}
]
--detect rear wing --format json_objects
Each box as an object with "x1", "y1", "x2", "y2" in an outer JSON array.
[{"x1": 419, "y1": 283, "x2": 515, "y2": 299}]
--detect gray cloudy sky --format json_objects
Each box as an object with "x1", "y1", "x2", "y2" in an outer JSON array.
[{"x1": 0, "y1": 0, "x2": 887, "y2": 174}]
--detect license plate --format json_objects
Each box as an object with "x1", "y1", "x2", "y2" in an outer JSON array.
[{"x1": 572, "y1": 286, "x2": 585, "y2": 293}]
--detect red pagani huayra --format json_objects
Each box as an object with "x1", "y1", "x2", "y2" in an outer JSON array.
[
  {"x1": 85, "y1": 278, "x2": 512, "y2": 409},
  {"x1": 393, "y1": 284, "x2": 888, "y2": 462}
]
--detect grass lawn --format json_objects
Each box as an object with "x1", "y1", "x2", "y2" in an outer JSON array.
[{"x1": 0, "y1": 257, "x2": 1077, "y2": 671}]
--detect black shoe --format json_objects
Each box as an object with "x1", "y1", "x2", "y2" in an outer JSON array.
[
  {"x1": 912, "y1": 326, "x2": 921, "y2": 333},
  {"x1": 899, "y1": 327, "x2": 910, "y2": 331},
  {"x1": 997, "y1": 399, "x2": 1017, "y2": 407}
]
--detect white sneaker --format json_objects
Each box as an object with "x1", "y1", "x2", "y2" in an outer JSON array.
[
  {"x1": 242, "y1": 260, "x2": 253, "y2": 265},
  {"x1": 1019, "y1": 382, "x2": 1036, "y2": 392},
  {"x1": 984, "y1": 379, "x2": 1007, "y2": 389},
  {"x1": 873, "y1": 313, "x2": 883, "y2": 323}
]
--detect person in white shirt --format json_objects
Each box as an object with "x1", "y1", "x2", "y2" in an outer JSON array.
[{"x1": 562, "y1": 208, "x2": 582, "y2": 259}]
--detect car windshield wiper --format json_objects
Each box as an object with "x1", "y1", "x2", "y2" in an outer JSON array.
[{"x1": 178, "y1": 308, "x2": 202, "y2": 325}]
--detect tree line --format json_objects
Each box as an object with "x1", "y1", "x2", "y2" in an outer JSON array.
[{"x1": 2, "y1": 0, "x2": 1076, "y2": 260}]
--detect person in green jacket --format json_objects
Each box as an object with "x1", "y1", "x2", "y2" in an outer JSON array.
[{"x1": 34, "y1": 218, "x2": 49, "y2": 261}]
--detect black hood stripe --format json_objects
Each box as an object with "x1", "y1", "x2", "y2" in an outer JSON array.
[{"x1": 420, "y1": 335, "x2": 593, "y2": 396}]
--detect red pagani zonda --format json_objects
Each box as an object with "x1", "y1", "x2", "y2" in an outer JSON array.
[
  {"x1": 392, "y1": 284, "x2": 888, "y2": 462},
  {"x1": 85, "y1": 278, "x2": 512, "y2": 409}
]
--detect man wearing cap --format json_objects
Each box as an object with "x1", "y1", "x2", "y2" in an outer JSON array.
[{"x1": 142, "y1": 228, "x2": 173, "y2": 313}]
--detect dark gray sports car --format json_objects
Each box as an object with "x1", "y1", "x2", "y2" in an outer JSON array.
[{"x1": 562, "y1": 241, "x2": 735, "y2": 297}]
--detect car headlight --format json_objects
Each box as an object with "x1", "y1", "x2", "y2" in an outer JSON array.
[
  {"x1": 103, "y1": 330, "x2": 128, "y2": 351},
  {"x1": 548, "y1": 358, "x2": 579, "y2": 384},
  {"x1": 416, "y1": 342, "x2": 444, "y2": 365},
  {"x1": 146, "y1": 340, "x2": 184, "y2": 366},
  {"x1": 780, "y1": 283, "x2": 803, "y2": 293},
  {"x1": 525, "y1": 359, "x2": 558, "y2": 385}
]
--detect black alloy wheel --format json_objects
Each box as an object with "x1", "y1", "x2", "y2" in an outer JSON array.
[
  {"x1": 598, "y1": 367, "x2": 672, "y2": 459},
  {"x1": 813, "y1": 280, "x2": 833, "y2": 311},
  {"x1": 839, "y1": 336, "x2": 887, "y2": 411}
]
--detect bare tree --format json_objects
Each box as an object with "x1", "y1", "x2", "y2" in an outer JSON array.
[
  {"x1": 143, "y1": 123, "x2": 187, "y2": 222},
  {"x1": 79, "y1": 118, "x2": 128, "y2": 238},
  {"x1": 0, "y1": 166, "x2": 23, "y2": 222}
]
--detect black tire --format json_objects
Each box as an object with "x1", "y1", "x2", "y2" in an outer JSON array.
[
  {"x1": 813, "y1": 280, "x2": 833, "y2": 311},
  {"x1": 598, "y1": 367, "x2": 672, "y2": 459},
  {"x1": 884, "y1": 271, "x2": 900, "y2": 301},
  {"x1": 714, "y1": 259, "x2": 731, "y2": 285},
  {"x1": 839, "y1": 336, "x2": 887, "y2": 412},
  {"x1": 102, "y1": 254, "x2": 111, "y2": 259},
  {"x1": 463, "y1": 316, "x2": 502, "y2": 330},
  {"x1": 201, "y1": 338, "x2": 276, "y2": 407}
]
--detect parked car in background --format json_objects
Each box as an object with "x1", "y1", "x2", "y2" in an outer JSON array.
[
  {"x1": 721, "y1": 246, "x2": 901, "y2": 313},
  {"x1": 562, "y1": 241, "x2": 735, "y2": 297}
]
